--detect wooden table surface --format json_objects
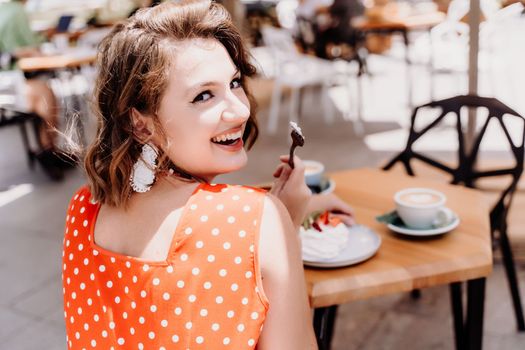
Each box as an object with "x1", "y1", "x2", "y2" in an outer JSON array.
[
  {"x1": 17, "y1": 48, "x2": 97, "y2": 72},
  {"x1": 352, "y1": 11, "x2": 446, "y2": 31},
  {"x1": 305, "y1": 168, "x2": 493, "y2": 308}
]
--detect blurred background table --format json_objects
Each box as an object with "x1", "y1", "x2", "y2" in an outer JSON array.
[{"x1": 306, "y1": 167, "x2": 492, "y2": 350}]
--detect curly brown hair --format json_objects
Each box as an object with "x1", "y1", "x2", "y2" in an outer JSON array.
[{"x1": 84, "y1": 0, "x2": 259, "y2": 207}]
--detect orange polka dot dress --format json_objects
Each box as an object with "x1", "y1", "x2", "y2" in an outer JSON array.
[{"x1": 62, "y1": 184, "x2": 269, "y2": 349}]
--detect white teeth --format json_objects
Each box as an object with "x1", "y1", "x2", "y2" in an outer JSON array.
[{"x1": 212, "y1": 130, "x2": 242, "y2": 143}]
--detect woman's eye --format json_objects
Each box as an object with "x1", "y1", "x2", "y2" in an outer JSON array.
[
  {"x1": 230, "y1": 78, "x2": 242, "y2": 89},
  {"x1": 192, "y1": 91, "x2": 213, "y2": 103}
]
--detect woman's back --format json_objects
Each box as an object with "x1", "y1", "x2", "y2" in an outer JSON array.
[{"x1": 62, "y1": 184, "x2": 269, "y2": 349}]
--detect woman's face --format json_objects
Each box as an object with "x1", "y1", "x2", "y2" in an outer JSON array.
[{"x1": 153, "y1": 39, "x2": 251, "y2": 181}]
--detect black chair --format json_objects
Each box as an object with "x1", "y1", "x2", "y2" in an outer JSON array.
[
  {"x1": 0, "y1": 107, "x2": 42, "y2": 169},
  {"x1": 383, "y1": 95, "x2": 525, "y2": 335}
]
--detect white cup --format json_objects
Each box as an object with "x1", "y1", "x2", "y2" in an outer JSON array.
[
  {"x1": 394, "y1": 188, "x2": 452, "y2": 229},
  {"x1": 303, "y1": 160, "x2": 325, "y2": 187}
]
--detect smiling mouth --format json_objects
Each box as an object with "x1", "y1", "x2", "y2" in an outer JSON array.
[{"x1": 211, "y1": 130, "x2": 243, "y2": 146}]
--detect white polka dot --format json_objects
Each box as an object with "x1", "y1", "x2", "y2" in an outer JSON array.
[
  {"x1": 138, "y1": 343, "x2": 144, "y2": 350},
  {"x1": 117, "y1": 338, "x2": 125, "y2": 345},
  {"x1": 245, "y1": 271, "x2": 253, "y2": 278},
  {"x1": 90, "y1": 273, "x2": 95, "y2": 281},
  {"x1": 166, "y1": 265, "x2": 174, "y2": 273},
  {"x1": 91, "y1": 339, "x2": 96, "y2": 347},
  {"x1": 130, "y1": 327, "x2": 135, "y2": 335},
  {"x1": 232, "y1": 195, "x2": 240, "y2": 201},
  {"x1": 172, "y1": 334, "x2": 180, "y2": 343},
  {"x1": 150, "y1": 305, "x2": 157, "y2": 312},
  {"x1": 71, "y1": 216, "x2": 75, "y2": 223},
  {"x1": 174, "y1": 307, "x2": 182, "y2": 315},
  {"x1": 190, "y1": 204, "x2": 198, "y2": 210},
  {"x1": 185, "y1": 321, "x2": 192, "y2": 329},
  {"x1": 207, "y1": 254, "x2": 215, "y2": 262},
  {"x1": 223, "y1": 337, "x2": 230, "y2": 345},
  {"x1": 79, "y1": 195, "x2": 85, "y2": 201},
  {"x1": 180, "y1": 254, "x2": 188, "y2": 262},
  {"x1": 87, "y1": 297, "x2": 92, "y2": 305},
  {"x1": 142, "y1": 264, "x2": 150, "y2": 272},
  {"x1": 223, "y1": 242, "x2": 231, "y2": 250},
  {"x1": 109, "y1": 321, "x2": 115, "y2": 329},
  {"x1": 77, "y1": 243, "x2": 83, "y2": 251},
  {"x1": 75, "y1": 332, "x2": 80, "y2": 340},
  {"x1": 140, "y1": 290, "x2": 147, "y2": 298},
  {"x1": 161, "y1": 319, "x2": 168, "y2": 327},
  {"x1": 110, "y1": 257, "x2": 116, "y2": 263},
  {"x1": 216, "y1": 204, "x2": 224, "y2": 210},
  {"x1": 206, "y1": 195, "x2": 213, "y2": 200},
  {"x1": 148, "y1": 331, "x2": 155, "y2": 339},
  {"x1": 73, "y1": 268, "x2": 79, "y2": 275},
  {"x1": 122, "y1": 311, "x2": 128, "y2": 319},
  {"x1": 219, "y1": 269, "x2": 227, "y2": 277},
  {"x1": 101, "y1": 330, "x2": 108, "y2": 338},
  {"x1": 106, "y1": 281, "x2": 113, "y2": 288},
  {"x1": 249, "y1": 244, "x2": 254, "y2": 253},
  {"x1": 139, "y1": 316, "x2": 145, "y2": 324},
  {"x1": 80, "y1": 207, "x2": 85, "y2": 213},
  {"x1": 70, "y1": 316, "x2": 75, "y2": 324},
  {"x1": 239, "y1": 230, "x2": 247, "y2": 237},
  {"x1": 93, "y1": 314, "x2": 99, "y2": 322},
  {"x1": 195, "y1": 240, "x2": 204, "y2": 249},
  {"x1": 200, "y1": 309, "x2": 208, "y2": 316},
  {"x1": 66, "y1": 239, "x2": 70, "y2": 246},
  {"x1": 212, "y1": 323, "x2": 220, "y2": 331},
  {"x1": 227, "y1": 216, "x2": 236, "y2": 223},
  {"x1": 114, "y1": 296, "x2": 120, "y2": 304},
  {"x1": 188, "y1": 294, "x2": 197, "y2": 303},
  {"x1": 234, "y1": 256, "x2": 242, "y2": 264},
  {"x1": 177, "y1": 280, "x2": 185, "y2": 288},
  {"x1": 83, "y1": 220, "x2": 88, "y2": 227},
  {"x1": 69, "y1": 253, "x2": 74, "y2": 261},
  {"x1": 227, "y1": 310, "x2": 235, "y2": 318},
  {"x1": 124, "y1": 286, "x2": 129, "y2": 294},
  {"x1": 221, "y1": 187, "x2": 229, "y2": 192},
  {"x1": 243, "y1": 205, "x2": 251, "y2": 212},
  {"x1": 163, "y1": 292, "x2": 170, "y2": 301},
  {"x1": 152, "y1": 278, "x2": 160, "y2": 286},
  {"x1": 204, "y1": 281, "x2": 212, "y2": 289},
  {"x1": 248, "y1": 339, "x2": 255, "y2": 346},
  {"x1": 216, "y1": 296, "x2": 224, "y2": 304},
  {"x1": 98, "y1": 265, "x2": 105, "y2": 272},
  {"x1": 196, "y1": 336, "x2": 204, "y2": 344},
  {"x1": 211, "y1": 228, "x2": 220, "y2": 236},
  {"x1": 251, "y1": 312, "x2": 259, "y2": 320},
  {"x1": 71, "y1": 292, "x2": 77, "y2": 300},
  {"x1": 131, "y1": 301, "x2": 137, "y2": 309},
  {"x1": 231, "y1": 283, "x2": 239, "y2": 291},
  {"x1": 242, "y1": 297, "x2": 249, "y2": 305},
  {"x1": 184, "y1": 227, "x2": 193, "y2": 235},
  {"x1": 192, "y1": 267, "x2": 200, "y2": 275},
  {"x1": 237, "y1": 324, "x2": 245, "y2": 332},
  {"x1": 125, "y1": 261, "x2": 131, "y2": 268},
  {"x1": 117, "y1": 271, "x2": 122, "y2": 279},
  {"x1": 247, "y1": 189, "x2": 254, "y2": 193},
  {"x1": 132, "y1": 275, "x2": 138, "y2": 283},
  {"x1": 200, "y1": 215, "x2": 208, "y2": 222}
]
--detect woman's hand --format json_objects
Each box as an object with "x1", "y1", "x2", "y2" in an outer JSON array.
[
  {"x1": 306, "y1": 192, "x2": 356, "y2": 226},
  {"x1": 270, "y1": 155, "x2": 312, "y2": 228}
]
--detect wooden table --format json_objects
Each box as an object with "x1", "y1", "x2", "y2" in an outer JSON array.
[
  {"x1": 307, "y1": 168, "x2": 492, "y2": 350},
  {"x1": 352, "y1": 11, "x2": 446, "y2": 108},
  {"x1": 16, "y1": 48, "x2": 97, "y2": 73}
]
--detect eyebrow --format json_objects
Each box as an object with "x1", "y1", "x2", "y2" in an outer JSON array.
[{"x1": 187, "y1": 68, "x2": 240, "y2": 93}]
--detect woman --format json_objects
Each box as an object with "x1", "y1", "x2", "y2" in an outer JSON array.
[{"x1": 62, "y1": 1, "x2": 352, "y2": 348}]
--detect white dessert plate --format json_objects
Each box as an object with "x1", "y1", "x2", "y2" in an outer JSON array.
[
  {"x1": 387, "y1": 211, "x2": 460, "y2": 237},
  {"x1": 303, "y1": 225, "x2": 381, "y2": 268}
]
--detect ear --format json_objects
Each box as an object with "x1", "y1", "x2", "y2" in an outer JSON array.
[{"x1": 131, "y1": 108, "x2": 154, "y2": 141}]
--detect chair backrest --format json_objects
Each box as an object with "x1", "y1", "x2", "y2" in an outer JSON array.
[
  {"x1": 56, "y1": 15, "x2": 74, "y2": 33},
  {"x1": 383, "y1": 95, "x2": 525, "y2": 231}
]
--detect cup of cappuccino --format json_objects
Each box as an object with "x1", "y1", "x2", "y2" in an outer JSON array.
[
  {"x1": 303, "y1": 160, "x2": 325, "y2": 187},
  {"x1": 394, "y1": 188, "x2": 451, "y2": 229}
]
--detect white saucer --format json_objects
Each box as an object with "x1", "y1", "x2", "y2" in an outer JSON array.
[
  {"x1": 387, "y1": 214, "x2": 460, "y2": 237},
  {"x1": 303, "y1": 225, "x2": 381, "y2": 268}
]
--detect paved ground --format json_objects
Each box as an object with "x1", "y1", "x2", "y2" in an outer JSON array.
[{"x1": 2, "y1": 17, "x2": 525, "y2": 349}]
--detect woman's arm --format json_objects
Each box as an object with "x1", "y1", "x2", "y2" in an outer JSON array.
[{"x1": 257, "y1": 194, "x2": 318, "y2": 350}]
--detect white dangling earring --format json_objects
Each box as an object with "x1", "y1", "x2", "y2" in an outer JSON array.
[{"x1": 130, "y1": 143, "x2": 158, "y2": 193}]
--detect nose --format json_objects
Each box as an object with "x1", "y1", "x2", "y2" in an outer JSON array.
[{"x1": 221, "y1": 91, "x2": 250, "y2": 123}]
